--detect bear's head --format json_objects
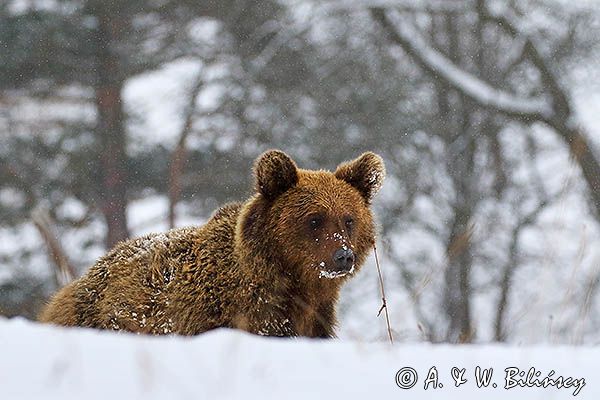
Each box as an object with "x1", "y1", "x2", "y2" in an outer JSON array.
[{"x1": 238, "y1": 150, "x2": 385, "y2": 282}]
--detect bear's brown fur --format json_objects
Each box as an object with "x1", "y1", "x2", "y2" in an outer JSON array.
[{"x1": 39, "y1": 150, "x2": 385, "y2": 338}]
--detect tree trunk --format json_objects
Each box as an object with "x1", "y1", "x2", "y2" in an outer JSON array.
[
  {"x1": 168, "y1": 141, "x2": 186, "y2": 229},
  {"x1": 95, "y1": 10, "x2": 129, "y2": 248},
  {"x1": 433, "y1": 13, "x2": 475, "y2": 344},
  {"x1": 553, "y1": 122, "x2": 600, "y2": 219},
  {"x1": 444, "y1": 208, "x2": 474, "y2": 343}
]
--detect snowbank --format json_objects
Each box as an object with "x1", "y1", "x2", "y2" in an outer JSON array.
[{"x1": 0, "y1": 317, "x2": 596, "y2": 399}]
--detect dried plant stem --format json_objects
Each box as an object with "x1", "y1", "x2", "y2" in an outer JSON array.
[{"x1": 374, "y1": 245, "x2": 394, "y2": 344}]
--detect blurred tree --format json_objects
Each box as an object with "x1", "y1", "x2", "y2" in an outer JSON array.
[
  {"x1": 1, "y1": 1, "x2": 176, "y2": 246},
  {"x1": 371, "y1": 1, "x2": 600, "y2": 219},
  {"x1": 369, "y1": 0, "x2": 600, "y2": 342}
]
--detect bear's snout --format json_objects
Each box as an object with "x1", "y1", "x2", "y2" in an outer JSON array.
[{"x1": 333, "y1": 247, "x2": 355, "y2": 271}]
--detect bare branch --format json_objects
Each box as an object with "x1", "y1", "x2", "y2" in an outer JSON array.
[
  {"x1": 477, "y1": 5, "x2": 600, "y2": 218},
  {"x1": 31, "y1": 206, "x2": 76, "y2": 287},
  {"x1": 479, "y1": 6, "x2": 572, "y2": 120},
  {"x1": 167, "y1": 72, "x2": 205, "y2": 229},
  {"x1": 573, "y1": 266, "x2": 600, "y2": 344},
  {"x1": 494, "y1": 198, "x2": 548, "y2": 341}
]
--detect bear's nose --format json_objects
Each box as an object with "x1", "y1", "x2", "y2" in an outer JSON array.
[{"x1": 333, "y1": 247, "x2": 355, "y2": 271}]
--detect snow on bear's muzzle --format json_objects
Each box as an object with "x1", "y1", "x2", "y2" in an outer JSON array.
[{"x1": 318, "y1": 245, "x2": 355, "y2": 279}]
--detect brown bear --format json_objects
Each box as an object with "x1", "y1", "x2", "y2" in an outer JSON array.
[{"x1": 39, "y1": 150, "x2": 385, "y2": 338}]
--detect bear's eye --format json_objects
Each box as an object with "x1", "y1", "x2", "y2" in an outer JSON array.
[
  {"x1": 344, "y1": 216, "x2": 354, "y2": 232},
  {"x1": 308, "y1": 215, "x2": 324, "y2": 230}
]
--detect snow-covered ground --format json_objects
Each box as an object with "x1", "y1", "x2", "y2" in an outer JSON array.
[{"x1": 0, "y1": 317, "x2": 595, "y2": 399}]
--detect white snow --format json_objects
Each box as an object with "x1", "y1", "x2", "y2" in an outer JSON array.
[
  {"x1": 0, "y1": 317, "x2": 597, "y2": 399},
  {"x1": 123, "y1": 59, "x2": 203, "y2": 150},
  {"x1": 319, "y1": 265, "x2": 354, "y2": 279}
]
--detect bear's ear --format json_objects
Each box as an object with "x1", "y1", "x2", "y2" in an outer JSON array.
[
  {"x1": 254, "y1": 150, "x2": 299, "y2": 200},
  {"x1": 334, "y1": 152, "x2": 385, "y2": 204}
]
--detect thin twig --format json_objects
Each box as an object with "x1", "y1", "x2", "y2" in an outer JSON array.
[
  {"x1": 167, "y1": 73, "x2": 204, "y2": 228},
  {"x1": 374, "y1": 245, "x2": 394, "y2": 344}
]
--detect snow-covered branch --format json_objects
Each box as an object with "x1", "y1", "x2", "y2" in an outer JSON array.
[
  {"x1": 371, "y1": 6, "x2": 600, "y2": 219},
  {"x1": 370, "y1": 8, "x2": 554, "y2": 121},
  {"x1": 319, "y1": 0, "x2": 473, "y2": 14},
  {"x1": 479, "y1": 5, "x2": 572, "y2": 123}
]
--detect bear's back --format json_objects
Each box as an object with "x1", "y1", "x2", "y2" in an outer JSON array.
[{"x1": 39, "y1": 203, "x2": 243, "y2": 334}]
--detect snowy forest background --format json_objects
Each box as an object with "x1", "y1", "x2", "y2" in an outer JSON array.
[{"x1": 1, "y1": 0, "x2": 600, "y2": 345}]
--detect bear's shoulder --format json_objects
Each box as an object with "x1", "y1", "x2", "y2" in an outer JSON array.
[{"x1": 209, "y1": 201, "x2": 243, "y2": 222}]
